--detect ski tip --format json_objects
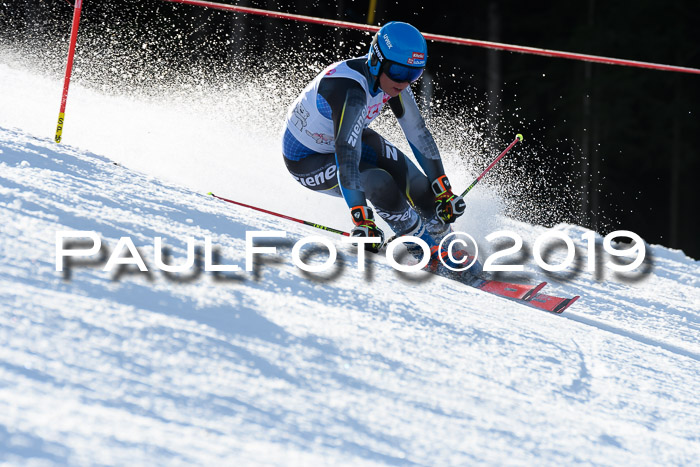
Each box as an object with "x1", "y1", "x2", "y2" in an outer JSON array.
[
  {"x1": 516, "y1": 133, "x2": 523, "y2": 142},
  {"x1": 522, "y1": 281, "x2": 548, "y2": 301},
  {"x1": 554, "y1": 295, "x2": 581, "y2": 314},
  {"x1": 207, "y1": 191, "x2": 213, "y2": 196}
]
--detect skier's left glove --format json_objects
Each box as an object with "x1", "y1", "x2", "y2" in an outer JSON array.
[
  {"x1": 349, "y1": 205, "x2": 385, "y2": 253},
  {"x1": 431, "y1": 175, "x2": 466, "y2": 224}
]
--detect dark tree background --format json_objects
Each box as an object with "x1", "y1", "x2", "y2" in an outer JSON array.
[{"x1": 2, "y1": 0, "x2": 699, "y2": 258}]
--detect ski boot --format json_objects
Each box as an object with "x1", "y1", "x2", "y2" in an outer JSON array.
[{"x1": 401, "y1": 219, "x2": 483, "y2": 282}]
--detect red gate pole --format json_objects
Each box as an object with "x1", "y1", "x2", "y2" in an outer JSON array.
[
  {"x1": 55, "y1": 0, "x2": 83, "y2": 143},
  {"x1": 161, "y1": 0, "x2": 700, "y2": 75}
]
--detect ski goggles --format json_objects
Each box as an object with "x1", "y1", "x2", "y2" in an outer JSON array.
[{"x1": 384, "y1": 61, "x2": 424, "y2": 83}]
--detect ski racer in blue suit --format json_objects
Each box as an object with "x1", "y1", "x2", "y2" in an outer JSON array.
[{"x1": 282, "y1": 21, "x2": 473, "y2": 272}]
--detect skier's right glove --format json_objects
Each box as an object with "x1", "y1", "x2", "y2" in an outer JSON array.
[
  {"x1": 431, "y1": 175, "x2": 466, "y2": 224},
  {"x1": 349, "y1": 205, "x2": 385, "y2": 253}
]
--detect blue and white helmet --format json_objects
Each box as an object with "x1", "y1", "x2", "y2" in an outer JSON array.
[{"x1": 368, "y1": 21, "x2": 427, "y2": 83}]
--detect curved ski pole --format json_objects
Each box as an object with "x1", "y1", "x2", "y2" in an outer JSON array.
[
  {"x1": 460, "y1": 133, "x2": 523, "y2": 197},
  {"x1": 208, "y1": 192, "x2": 351, "y2": 237}
]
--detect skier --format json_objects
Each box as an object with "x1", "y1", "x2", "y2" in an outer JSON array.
[{"x1": 282, "y1": 21, "x2": 479, "y2": 275}]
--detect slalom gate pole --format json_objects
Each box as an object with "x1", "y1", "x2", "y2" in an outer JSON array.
[
  {"x1": 161, "y1": 0, "x2": 700, "y2": 75},
  {"x1": 460, "y1": 134, "x2": 523, "y2": 197},
  {"x1": 208, "y1": 192, "x2": 350, "y2": 237},
  {"x1": 55, "y1": 0, "x2": 83, "y2": 143}
]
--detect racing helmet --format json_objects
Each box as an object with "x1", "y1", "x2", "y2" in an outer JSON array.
[{"x1": 367, "y1": 21, "x2": 427, "y2": 83}]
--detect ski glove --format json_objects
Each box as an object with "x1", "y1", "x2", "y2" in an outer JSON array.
[
  {"x1": 431, "y1": 175, "x2": 466, "y2": 224},
  {"x1": 350, "y1": 205, "x2": 385, "y2": 253}
]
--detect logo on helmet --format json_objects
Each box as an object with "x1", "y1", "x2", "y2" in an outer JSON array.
[
  {"x1": 409, "y1": 52, "x2": 426, "y2": 66},
  {"x1": 372, "y1": 43, "x2": 384, "y2": 62},
  {"x1": 383, "y1": 34, "x2": 393, "y2": 49}
]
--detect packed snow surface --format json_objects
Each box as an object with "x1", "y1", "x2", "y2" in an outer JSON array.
[{"x1": 1, "y1": 56, "x2": 699, "y2": 466}]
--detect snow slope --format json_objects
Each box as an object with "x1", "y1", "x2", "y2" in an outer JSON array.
[{"x1": 2, "y1": 56, "x2": 700, "y2": 466}]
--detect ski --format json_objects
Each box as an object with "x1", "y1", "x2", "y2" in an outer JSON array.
[
  {"x1": 457, "y1": 274, "x2": 579, "y2": 313},
  {"x1": 525, "y1": 292, "x2": 580, "y2": 314},
  {"x1": 469, "y1": 278, "x2": 548, "y2": 301}
]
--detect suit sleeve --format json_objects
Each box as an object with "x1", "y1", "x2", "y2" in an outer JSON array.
[
  {"x1": 388, "y1": 86, "x2": 445, "y2": 182},
  {"x1": 318, "y1": 77, "x2": 368, "y2": 208}
]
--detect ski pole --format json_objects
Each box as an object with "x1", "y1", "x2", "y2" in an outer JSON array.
[
  {"x1": 461, "y1": 133, "x2": 523, "y2": 197},
  {"x1": 55, "y1": 0, "x2": 83, "y2": 143},
  {"x1": 208, "y1": 192, "x2": 351, "y2": 237}
]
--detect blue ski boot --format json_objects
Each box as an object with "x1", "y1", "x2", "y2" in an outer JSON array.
[{"x1": 401, "y1": 219, "x2": 483, "y2": 282}]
